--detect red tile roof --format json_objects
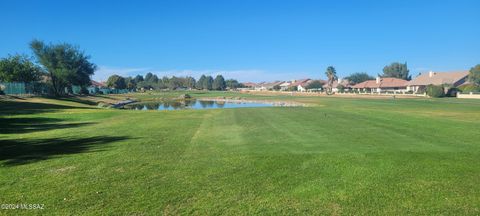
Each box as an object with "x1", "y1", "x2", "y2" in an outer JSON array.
[
  {"x1": 91, "y1": 80, "x2": 106, "y2": 87},
  {"x1": 291, "y1": 79, "x2": 311, "y2": 87},
  {"x1": 242, "y1": 82, "x2": 256, "y2": 87},
  {"x1": 352, "y1": 78, "x2": 407, "y2": 89}
]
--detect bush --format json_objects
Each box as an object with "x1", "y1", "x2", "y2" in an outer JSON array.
[
  {"x1": 459, "y1": 84, "x2": 480, "y2": 93},
  {"x1": 426, "y1": 85, "x2": 444, "y2": 97}
]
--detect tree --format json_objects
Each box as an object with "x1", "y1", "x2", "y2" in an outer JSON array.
[
  {"x1": 306, "y1": 80, "x2": 324, "y2": 90},
  {"x1": 204, "y1": 76, "x2": 214, "y2": 90},
  {"x1": 168, "y1": 76, "x2": 182, "y2": 90},
  {"x1": 144, "y1": 72, "x2": 153, "y2": 82},
  {"x1": 30, "y1": 40, "x2": 97, "y2": 96},
  {"x1": 133, "y1": 75, "x2": 144, "y2": 83},
  {"x1": 197, "y1": 75, "x2": 207, "y2": 90},
  {"x1": 325, "y1": 66, "x2": 337, "y2": 94},
  {"x1": 345, "y1": 72, "x2": 374, "y2": 84},
  {"x1": 468, "y1": 64, "x2": 480, "y2": 85},
  {"x1": 0, "y1": 54, "x2": 44, "y2": 83},
  {"x1": 213, "y1": 75, "x2": 226, "y2": 90},
  {"x1": 151, "y1": 75, "x2": 159, "y2": 83},
  {"x1": 185, "y1": 76, "x2": 196, "y2": 89},
  {"x1": 225, "y1": 79, "x2": 243, "y2": 89},
  {"x1": 125, "y1": 77, "x2": 136, "y2": 90},
  {"x1": 381, "y1": 62, "x2": 410, "y2": 80},
  {"x1": 106, "y1": 75, "x2": 126, "y2": 89}
]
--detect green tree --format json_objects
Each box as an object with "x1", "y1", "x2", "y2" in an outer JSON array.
[
  {"x1": 106, "y1": 75, "x2": 127, "y2": 89},
  {"x1": 345, "y1": 72, "x2": 374, "y2": 84},
  {"x1": 381, "y1": 62, "x2": 410, "y2": 80},
  {"x1": 0, "y1": 54, "x2": 44, "y2": 82},
  {"x1": 213, "y1": 75, "x2": 226, "y2": 90},
  {"x1": 468, "y1": 64, "x2": 480, "y2": 85},
  {"x1": 197, "y1": 75, "x2": 207, "y2": 90},
  {"x1": 133, "y1": 75, "x2": 144, "y2": 83},
  {"x1": 306, "y1": 80, "x2": 324, "y2": 90},
  {"x1": 125, "y1": 77, "x2": 136, "y2": 90},
  {"x1": 225, "y1": 79, "x2": 243, "y2": 89},
  {"x1": 168, "y1": 76, "x2": 182, "y2": 90},
  {"x1": 185, "y1": 76, "x2": 196, "y2": 89},
  {"x1": 30, "y1": 40, "x2": 97, "y2": 96},
  {"x1": 144, "y1": 73, "x2": 153, "y2": 82},
  {"x1": 151, "y1": 75, "x2": 159, "y2": 83},
  {"x1": 325, "y1": 66, "x2": 337, "y2": 94},
  {"x1": 204, "y1": 76, "x2": 214, "y2": 90}
]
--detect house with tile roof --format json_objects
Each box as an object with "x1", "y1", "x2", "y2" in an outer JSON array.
[
  {"x1": 291, "y1": 79, "x2": 312, "y2": 92},
  {"x1": 323, "y1": 78, "x2": 351, "y2": 93},
  {"x1": 352, "y1": 77, "x2": 408, "y2": 93},
  {"x1": 406, "y1": 71, "x2": 469, "y2": 93}
]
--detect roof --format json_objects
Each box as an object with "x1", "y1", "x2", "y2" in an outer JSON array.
[
  {"x1": 291, "y1": 79, "x2": 312, "y2": 87},
  {"x1": 260, "y1": 81, "x2": 284, "y2": 88},
  {"x1": 242, "y1": 82, "x2": 256, "y2": 87},
  {"x1": 352, "y1": 78, "x2": 408, "y2": 89},
  {"x1": 407, "y1": 71, "x2": 469, "y2": 86},
  {"x1": 91, "y1": 80, "x2": 106, "y2": 87},
  {"x1": 323, "y1": 79, "x2": 350, "y2": 88}
]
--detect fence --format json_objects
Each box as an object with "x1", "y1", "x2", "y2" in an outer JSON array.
[
  {"x1": 0, "y1": 82, "x2": 50, "y2": 95},
  {"x1": 457, "y1": 92, "x2": 480, "y2": 99},
  {"x1": 0, "y1": 82, "x2": 130, "y2": 96}
]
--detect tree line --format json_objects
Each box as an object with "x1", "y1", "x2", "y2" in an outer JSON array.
[
  {"x1": 1, "y1": 40, "x2": 480, "y2": 95},
  {"x1": 106, "y1": 73, "x2": 244, "y2": 91}
]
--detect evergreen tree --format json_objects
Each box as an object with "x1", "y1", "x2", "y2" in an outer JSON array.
[
  {"x1": 213, "y1": 75, "x2": 226, "y2": 90},
  {"x1": 204, "y1": 76, "x2": 214, "y2": 90}
]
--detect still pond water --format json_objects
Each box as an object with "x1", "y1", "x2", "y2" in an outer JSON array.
[{"x1": 124, "y1": 100, "x2": 273, "y2": 111}]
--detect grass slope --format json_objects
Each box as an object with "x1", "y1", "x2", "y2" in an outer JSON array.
[{"x1": 1, "y1": 92, "x2": 479, "y2": 215}]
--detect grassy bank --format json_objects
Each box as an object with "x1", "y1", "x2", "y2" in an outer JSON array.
[{"x1": 1, "y1": 92, "x2": 479, "y2": 215}]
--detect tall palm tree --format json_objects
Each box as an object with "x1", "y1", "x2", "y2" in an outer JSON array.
[{"x1": 325, "y1": 66, "x2": 337, "y2": 94}]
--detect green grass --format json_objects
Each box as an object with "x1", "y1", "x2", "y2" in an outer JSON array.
[{"x1": 1, "y1": 92, "x2": 479, "y2": 215}]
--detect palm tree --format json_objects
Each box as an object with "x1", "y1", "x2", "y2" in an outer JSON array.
[{"x1": 325, "y1": 66, "x2": 337, "y2": 94}]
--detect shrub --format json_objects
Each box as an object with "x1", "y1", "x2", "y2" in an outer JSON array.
[
  {"x1": 426, "y1": 85, "x2": 444, "y2": 97},
  {"x1": 459, "y1": 84, "x2": 480, "y2": 93}
]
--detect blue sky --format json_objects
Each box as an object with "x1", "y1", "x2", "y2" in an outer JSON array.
[{"x1": 1, "y1": 0, "x2": 479, "y2": 82}]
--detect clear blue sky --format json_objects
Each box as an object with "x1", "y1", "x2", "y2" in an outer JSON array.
[{"x1": 1, "y1": 0, "x2": 479, "y2": 82}]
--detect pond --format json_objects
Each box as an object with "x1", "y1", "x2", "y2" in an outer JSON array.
[{"x1": 123, "y1": 100, "x2": 274, "y2": 110}]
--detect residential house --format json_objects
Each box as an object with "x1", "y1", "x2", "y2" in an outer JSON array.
[
  {"x1": 352, "y1": 77, "x2": 408, "y2": 93},
  {"x1": 279, "y1": 81, "x2": 292, "y2": 91},
  {"x1": 88, "y1": 80, "x2": 107, "y2": 94},
  {"x1": 241, "y1": 82, "x2": 256, "y2": 90},
  {"x1": 291, "y1": 79, "x2": 312, "y2": 92},
  {"x1": 323, "y1": 78, "x2": 351, "y2": 92},
  {"x1": 406, "y1": 71, "x2": 469, "y2": 93}
]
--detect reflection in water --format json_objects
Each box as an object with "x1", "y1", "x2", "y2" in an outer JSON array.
[{"x1": 124, "y1": 99, "x2": 273, "y2": 111}]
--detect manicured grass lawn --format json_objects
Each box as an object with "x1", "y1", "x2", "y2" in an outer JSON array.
[{"x1": 1, "y1": 92, "x2": 479, "y2": 215}]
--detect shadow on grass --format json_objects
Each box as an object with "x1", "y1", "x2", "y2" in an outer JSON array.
[
  {"x1": 0, "y1": 136, "x2": 130, "y2": 166},
  {"x1": 0, "y1": 100, "x2": 92, "y2": 116},
  {"x1": 0, "y1": 117, "x2": 95, "y2": 134},
  {"x1": 54, "y1": 96, "x2": 98, "y2": 106}
]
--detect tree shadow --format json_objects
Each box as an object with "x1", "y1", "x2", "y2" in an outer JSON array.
[
  {"x1": 54, "y1": 96, "x2": 98, "y2": 106},
  {"x1": 0, "y1": 117, "x2": 95, "y2": 134},
  {"x1": 0, "y1": 100, "x2": 92, "y2": 116},
  {"x1": 0, "y1": 136, "x2": 130, "y2": 166}
]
